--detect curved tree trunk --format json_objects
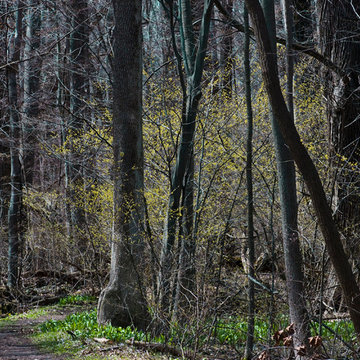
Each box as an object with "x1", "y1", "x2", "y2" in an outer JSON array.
[
  {"x1": 97, "y1": 0, "x2": 150, "y2": 331},
  {"x1": 245, "y1": 0, "x2": 360, "y2": 336}
]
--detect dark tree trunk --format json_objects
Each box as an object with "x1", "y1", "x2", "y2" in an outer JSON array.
[
  {"x1": 97, "y1": 0, "x2": 150, "y2": 331},
  {"x1": 0, "y1": 1, "x2": 10, "y2": 228},
  {"x1": 245, "y1": 0, "x2": 360, "y2": 336},
  {"x1": 318, "y1": 0, "x2": 360, "y2": 267},
  {"x1": 244, "y1": 6, "x2": 255, "y2": 359},
  {"x1": 7, "y1": 0, "x2": 24, "y2": 290},
  {"x1": 66, "y1": 0, "x2": 89, "y2": 249},
  {"x1": 23, "y1": 0, "x2": 42, "y2": 187}
]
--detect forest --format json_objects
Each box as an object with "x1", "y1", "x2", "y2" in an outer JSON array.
[{"x1": 1, "y1": 0, "x2": 360, "y2": 359}]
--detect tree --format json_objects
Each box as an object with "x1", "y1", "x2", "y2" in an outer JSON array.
[
  {"x1": 317, "y1": 0, "x2": 360, "y2": 269},
  {"x1": 268, "y1": 0, "x2": 310, "y2": 351},
  {"x1": 66, "y1": 0, "x2": 89, "y2": 251},
  {"x1": 158, "y1": 0, "x2": 214, "y2": 320},
  {"x1": 23, "y1": 0, "x2": 42, "y2": 186},
  {"x1": 244, "y1": 6, "x2": 255, "y2": 359},
  {"x1": 244, "y1": 0, "x2": 360, "y2": 335},
  {"x1": 7, "y1": 0, "x2": 24, "y2": 290},
  {"x1": 97, "y1": 0, "x2": 150, "y2": 331}
]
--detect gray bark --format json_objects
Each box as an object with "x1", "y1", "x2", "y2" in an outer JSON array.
[
  {"x1": 279, "y1": 0, "x2": 311, "y2": 351},
  {"x1": 97, "y1": 0, "x2": 150, "y2": 331},
  {"x1": 23, "y1": 0, "x2": 42, "y2": 186},
  {"x1": 7, "y1": 0, "x2": 24, "y2": 290},
  {"x1": 0, "y1": 1, "x2": 10, "y2": 227},
  {"x1": 245, "y1": 0, "x2": 360, "y2": 336}
]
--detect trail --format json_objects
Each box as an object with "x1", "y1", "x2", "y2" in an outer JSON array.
[
  {"x1": 0, "y1": 320, "x2": 65, "y2": 360},
  {"x1": 0, "y1": 309, "x2": 72, "y2": 360}
]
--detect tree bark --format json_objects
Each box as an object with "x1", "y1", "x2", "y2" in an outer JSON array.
[
  {"x1": 7, "y1": 0, "x2": 24, "y2": 290},
  {"x1": 244, "y1": 0, "x2": 360, "y2": 336},
  {"x1": 244, "y1": 6, "x2": 255, "y2": 359},
  {"x1": 23, "y1": 0, "x2": 42, "y2": 186},
  {"x1": 66, "y1": 0, "x2": 89, "y2": 250},
  {"x1": 97, "y1": 0, "x2": 150, "y2": 331},
  {"x1": 317, "y1": 0, "x2": 360, "y2": 270}
]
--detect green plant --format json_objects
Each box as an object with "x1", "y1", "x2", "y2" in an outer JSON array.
[{"x1": 58, "y1": 295, "x2": 96, "y2": 306}]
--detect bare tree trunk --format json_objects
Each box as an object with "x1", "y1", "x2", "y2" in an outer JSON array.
[
  {"x1": 66, "y1": 0, "x2": 89, "y2": 251},
  {"x1": 7, "y1": 0, "x2": 24, "y2": 290},
  {"x1": 23, "y1": 0, "x2": 42, "y2": 187},
  {"x1": 158, "y1": 0, "x2": 214, "y2": 319},
  {"x1": 244, "y1": 6, "x2": 255, "y2": 359},
  {"x1": 317, "y1": 0, "x2": 360, "y2": 273},
  {"x1": 279, "y1": 0, "x2": 311, "y2": 351},
  {"x1": 0, "y1": 1, "x2": 10, "y2": 229},
  {"x1": 97, "y1": 0, "x2": 150, "y2": 331},
  {"x1": 245, "y1": 0, "x2": 360, "y2": 335}
]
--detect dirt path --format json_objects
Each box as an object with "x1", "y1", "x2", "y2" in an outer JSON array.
[
  {"x1": 0, "y1": 308, "x2": 75, "y2": 360},
  {"x1": 0, "y1": 321, "x2": 65, "y2": 360}
]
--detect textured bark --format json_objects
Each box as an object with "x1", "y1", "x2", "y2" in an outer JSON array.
[
  {"x1": 97, "y1": 0, "x2": 150, "y2": 331},
  {"x1": 245, "y1": 0, "x2": 360, "y2": 335},
  {"x1": 66, "y1": 0, "x2": 89, "y2": 248},
  {"x1": 244, "y1": 7, "x2": 254, "y2": 359},
  {"x1": 7, "y1": 0, "x2": 24, "y2": 290},
  {"x1": 317, "y1": 0, "x2": 360, "y2": 266},
  {"x1": 0, "y1": 1, "x2": 10, "y2": 227},
  {"x1": 23, "y1": 0, "x2": 42, "y2": 186}
]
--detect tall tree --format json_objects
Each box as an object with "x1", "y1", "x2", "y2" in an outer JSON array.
[
  {"x1": 244, "y1": 6, "x2": 255, "y2": 359},
  {"x1": 66, "y1": 0, "x2": 89, "y2": 250},
  {"x1": 23, "y1": 0, "x2": 42, "y2": 186},
  {"x1": 244, "y1": 0, "x2": 360, "y2": 335},
  {"x1": 277, "y1": 0, "x2": 311, "y2": 351},
  {"x1": 7, "y1": 0, "x2": 24, "y2": 290},
  {"x1": 317, "y1": 0, "x2": 360, "y2": 269},
  {"x1": 97, "y1": 0, "x2": 150, "y2": 330},
  {"x1": 0, "y1": 0, "x2": 10, "y2": 228},
  {"x1": 158, "y1": 0, "x2": 214, "y2": 319}
]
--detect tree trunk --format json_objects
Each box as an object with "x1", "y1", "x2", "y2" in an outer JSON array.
[
  {"x1": 66, "y1": 0, "x2": 89, "y2": 251},
  {"x1": 244, "y1": 6, "x2": 255, "y2": 359},
  {"x1": 23, "y1": 0, "x2": 42, "y2": 186},
  {"x1": 317, "y1": 0, "x2": 360, "y2": 271},
  {"x1": 7, "y1": 0, "x2": 24, "y2": 290},
  {"x1": 277, "y1": 0, "x2": 311, "y2": 351},
  {"x1": 0, "y1": 1, "x2": 10, "y2": 228},
  {"x1": 158, "y1": 0, "x2": 214, "y2": 319},
  {"x1": 97, "y1": 0, "x2": 150, "y2": 331},
  {"x1": 244, "y1": 0, "x2": 360, "y2": 336}
]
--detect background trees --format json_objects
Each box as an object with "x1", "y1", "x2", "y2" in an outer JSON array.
[{"x1": 1, "y1": 0, "x2": 360, "y2": 357}]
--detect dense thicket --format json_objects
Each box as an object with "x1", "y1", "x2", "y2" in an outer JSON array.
[{"x1": 1, "y1": 0, "x2": 359, "y2": 357}]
